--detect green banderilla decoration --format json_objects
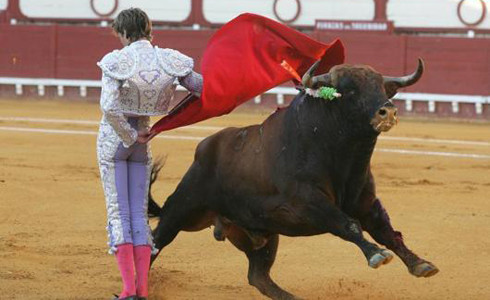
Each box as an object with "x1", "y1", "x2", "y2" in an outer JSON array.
[{"x1": 318, "y1": 87, "x2": 341, "y2": 101}]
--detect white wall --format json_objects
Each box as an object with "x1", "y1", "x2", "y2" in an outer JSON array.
[
  {"x1": 0, "y1": 0, "x2": 8, "y2": 10},
  {"x1": 19, "y1": 0, "x2": 192, "y2": 22},
  {"x1": 388, "y1": 0, "x2": 490, "y2": 29},
  {"x1": 203, "y1": 0, "x2": 374, "y2": 26},
  {"x1": 15, "y1": 0, "x2": 490, "y2": 30}
]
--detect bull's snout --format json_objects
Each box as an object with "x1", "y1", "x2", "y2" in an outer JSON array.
[{"x1": 371, "y1": 105, "x2": 398, "y2": 132}]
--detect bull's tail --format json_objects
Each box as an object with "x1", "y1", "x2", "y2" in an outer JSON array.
[{"x1": 148, "y1": 156, "x2": 166, "y2": 218}]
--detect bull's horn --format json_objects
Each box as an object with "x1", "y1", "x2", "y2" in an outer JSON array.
[
  {"x1": 302, "y1": 60, "x2": 331, "y2": 89},
  {"x1": 383, "y1": 58, "x2": 424, "y2": 98},
  {"x1": 302, "y1": 60, "x2": 321, "y2": 88}
]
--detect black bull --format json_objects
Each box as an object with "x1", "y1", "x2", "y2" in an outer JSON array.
[{"x1": 148, "y1": 59, "x2": 439, "y2": 300}]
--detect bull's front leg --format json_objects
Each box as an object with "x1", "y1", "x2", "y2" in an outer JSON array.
[
  {"x1": 359, "y1": 198, "x2": 439, "y2": 277},
  {"x1": 263, "y1": 188, "x2": 394, "y2": 270}
]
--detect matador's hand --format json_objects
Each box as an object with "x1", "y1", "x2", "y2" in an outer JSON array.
[{"x1": 137, "y1": 129, "x2": 151, "y2": 144}]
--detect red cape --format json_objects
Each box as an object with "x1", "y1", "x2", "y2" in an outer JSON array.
[{"x1": 150, "y1": 13, "x2": 344, "y2": 135}]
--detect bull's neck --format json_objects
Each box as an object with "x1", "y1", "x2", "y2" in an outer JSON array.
[
  {"x1": 292, "y1": 94, "x2": 377, "y2": 144},
  {"x1": 280, "y1": 94, "x2": 378, "y2": 208},
  {"x1": 284, "y1": 94, "x2": 378, "y2": 177}
]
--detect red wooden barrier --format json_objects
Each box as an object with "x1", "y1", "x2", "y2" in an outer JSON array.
[
  {"x1": 0, "y1": 25, "x2": 56, "y2": 78},
  {"x1": 2, "y1": 24, "x2": 488, "y2": 97}
]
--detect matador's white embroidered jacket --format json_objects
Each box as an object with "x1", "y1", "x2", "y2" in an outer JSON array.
[{"x1": 97, "y1": 39, "x2": 203, "y2": 147}]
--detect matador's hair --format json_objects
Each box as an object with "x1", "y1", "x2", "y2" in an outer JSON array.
[{"x1": 112, "y1": 8, "x2": 152, "y2": 42}]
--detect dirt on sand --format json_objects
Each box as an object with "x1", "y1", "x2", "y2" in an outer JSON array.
[{"x1": 0, "y1": 99, "x2": 489, "y2": 299}]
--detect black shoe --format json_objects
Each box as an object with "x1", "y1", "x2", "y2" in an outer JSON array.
[{"x1": 112, "y1": 294, "x2": 138, "y2": 300}]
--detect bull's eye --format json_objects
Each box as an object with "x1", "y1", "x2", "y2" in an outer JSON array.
[{"x1": 379, "y1": 108, "x2": 387, "y2": 116}]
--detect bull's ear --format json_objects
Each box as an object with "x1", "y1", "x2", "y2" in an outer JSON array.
[{"x1": 383, "y1": 58, "x2": 424, "y2": 99}]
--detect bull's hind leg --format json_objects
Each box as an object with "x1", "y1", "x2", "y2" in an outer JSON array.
[
  {"x1": 151, "y1": 198, "x2": 204, "y2": 261},
  {"x1": 359, "y1": 198, "x2": 439, "y2": 277},
  {"x1": 226, "y1": 226, "x2": 299, "y2": 300},
  {"x1": 150, "y1": 164, "x2": 211, "y2": 264}
]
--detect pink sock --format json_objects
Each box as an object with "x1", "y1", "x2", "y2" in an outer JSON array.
[
  {"x1": 115, "y1": 243, "x2": 136, "y2": 298},
  {"x1": 134, "y1": 245, "x2": 152, "y2": 297}
]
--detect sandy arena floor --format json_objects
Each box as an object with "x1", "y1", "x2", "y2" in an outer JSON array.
[{"x1": 0, "y1": 98, "x2": 489, "y2": 300}]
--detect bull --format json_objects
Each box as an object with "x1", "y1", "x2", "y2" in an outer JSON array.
[{"x1": 148, "y1": 59, "x2": 439, "y2": 300}]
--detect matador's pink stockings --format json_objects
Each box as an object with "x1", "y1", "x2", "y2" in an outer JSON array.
[
  {"x1": 134, "y1": 245, "x2": 152, "y2": 297},
  {"x1": 115, "y1": 243, "x2": 136, "y2": 298}
]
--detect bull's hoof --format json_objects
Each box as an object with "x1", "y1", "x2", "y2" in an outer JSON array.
[
  {"x1": 368, "y1": 249, "x2": 393, "y2": 269},
  {"x1": 249, "y1": 277, "x2": 301, "y2": 300},
  {"x1": 267, "y1": 291, "x2": 302, "y2": 300},
  {"x1": 410, "y1": 261, "x2": 439, "y2": 277}
]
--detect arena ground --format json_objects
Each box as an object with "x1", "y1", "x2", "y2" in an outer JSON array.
[{"x1": 0, "y1": 98, "x2": 489, "y2": 300}]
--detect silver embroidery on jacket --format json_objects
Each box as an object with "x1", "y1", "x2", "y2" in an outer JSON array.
[{"x1": 97, "y1": 40, "x2": 194, "y2": 116}]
